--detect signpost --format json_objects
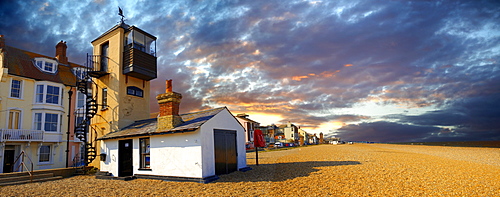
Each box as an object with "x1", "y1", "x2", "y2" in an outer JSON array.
[{"x1": 254, "y1": 129, "x2": 265, "y2": 166}]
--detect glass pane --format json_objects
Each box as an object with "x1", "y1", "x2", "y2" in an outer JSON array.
[
  {"x1": 77, "y1": 92, "x2": 85, "y2": 108},
  {"x1": 45, "y1": 113, "x2": 58, "y2": 132},
  {"x1": 10, "y1": 80, "x2": 21, "y2": 98},
  {"x1": 36, "y1": 85, "x2": 44, "y2": 103},
  {"x1": 34, "y1": 113, "x2": 42, "y2": 130},
  {"x1": 46, "y1": 85, "x2": 60, "y2": 104},
  {"x1": 44, "y1": 62, "x2": 53, "y2": 72}
]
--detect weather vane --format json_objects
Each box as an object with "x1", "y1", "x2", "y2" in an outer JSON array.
[{"x1": 118, "y1": 6, "x2": 125, "y2": 23}]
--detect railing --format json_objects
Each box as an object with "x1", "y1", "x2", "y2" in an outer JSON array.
[
  {"x1": 0, "y1": 129, "x2": 44, "y2": 142},
  {"x1": 13, "y1": 151, "x2": 34, "y2": 182}
]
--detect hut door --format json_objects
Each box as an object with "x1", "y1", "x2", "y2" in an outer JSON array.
[
  {"x1": 118, "y1": 139, "x2": 133, "y2": 177},
  {"x1": 214, "y1": 129, "x2": 237, "y2": 175}
]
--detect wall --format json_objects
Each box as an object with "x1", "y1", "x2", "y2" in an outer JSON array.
[{"x1": 200, "y1": 109, "x2": 247, "y2": 177}]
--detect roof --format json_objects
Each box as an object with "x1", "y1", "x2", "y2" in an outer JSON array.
[
  {"x1": 235, "y1": 115, "x2": 260, "y2": 124},
  {"x1": 91, "y1": 22, "x2": 156, "y2": 43},
  {"x1": 99, "y1": 107, "x2": 228, "y2": 140},
  {"x1": 3, "y1": 45, "x2": 80, "y2": 86}
]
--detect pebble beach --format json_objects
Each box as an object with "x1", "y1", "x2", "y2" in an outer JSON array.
[{"x1": 0, "y1": 144, "x2": 499, "y2": 196}]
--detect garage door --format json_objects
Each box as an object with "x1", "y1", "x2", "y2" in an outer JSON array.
[{"x1": 214, "y1": 129, "x2": 237, "y2": 175}]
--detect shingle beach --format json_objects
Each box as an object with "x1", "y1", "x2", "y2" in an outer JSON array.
[{"x1": 1, "y1": 144, "x2": 498, "y2": 196}]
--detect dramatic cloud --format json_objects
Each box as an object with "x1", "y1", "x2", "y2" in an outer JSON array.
[{"x1": 1, "y1": 0, "x2": 499, "y2": 142}]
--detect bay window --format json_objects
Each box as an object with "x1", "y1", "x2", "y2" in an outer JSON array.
[
  {"x1": 35, "y1": 83, "x2": 62, "y2": 105},
  {"x1": 33, "y1": 112, "x2": 61, "y2": 132}
]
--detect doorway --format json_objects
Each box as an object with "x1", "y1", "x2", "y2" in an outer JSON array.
[
  {"x1": 118, "y1": 139, "x2": 133, "y2": 177},
  {"x1": 213, "y1": 129, "x2": 237, "y2": 175},
  {"x1": 3, "y1": 146, "x2": 16, "y2": 173}
]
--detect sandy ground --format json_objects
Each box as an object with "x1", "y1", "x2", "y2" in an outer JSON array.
[{"x1": 0, "y1": 144, "x2": 498, "y2": 196}]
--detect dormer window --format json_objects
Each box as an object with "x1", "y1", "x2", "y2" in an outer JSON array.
[{"x1": 34, "y1": 58, "x2": 58, "y2": 74}]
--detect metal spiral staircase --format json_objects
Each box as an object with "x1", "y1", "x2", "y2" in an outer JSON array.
[{"x1": 74, "y1": 54, "x2": 109, "y2": 166}]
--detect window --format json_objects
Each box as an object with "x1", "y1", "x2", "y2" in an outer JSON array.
[
  {"x1": 35, "y1": 84, "x2": 62, "y2": 105},
  {"x1": 71, "y1": 67, "x2": 88, "y2": 80},
  {"x1": 102, "y1": 88, "x2": 108, "y2": 109},
  {"x1": 140, "y1": 138, "x2": 150, "y2": 169},
  {"x1": 33, "y1": 112, "x2": 60, "y2": 132},
  {"x1": 127, "y1": 86, "x2": 143, "y2": 97},
  {"x1": 39, "y1": 145, "x2": 51, "y2": 163},
  {"x1": 76, "y1": 92, "x2": 85, "y2": 109},
  {"x1": 125, "y1": 29, "x2": 156, "y2": 56},
  {"x1": 100, "y1": 42, "x2": 109, "y2": 72},
  {"x1": 10, "y1": 79, "x2": 22, "y2": 98},
  {"x1": 8, "y1": 110, "x2": 21, "y2": 129},
  {"x1": 34, "y1": 58, "x2": 58, "y2": 74}
]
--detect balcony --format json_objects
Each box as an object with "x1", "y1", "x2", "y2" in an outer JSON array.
[
  {"x1": 0, "y1": 129, "x2": 63, "y2": 142},
  {"x1": 123, "y1": 46, "x2": 157, "y2": 81},
  {"x1": 86, "y1": 54, "x2": 110, "y2": 78}
]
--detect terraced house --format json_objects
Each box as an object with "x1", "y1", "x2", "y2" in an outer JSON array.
[{"x1": 0, "y1": 35, "x2": 83, "y2": 173}]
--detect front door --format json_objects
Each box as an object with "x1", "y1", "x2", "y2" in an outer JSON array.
[
  {"x1": 118, "y1": 139, "x2": 133, "y2": 177},
  {"x1": 3, "y1": 150, "x2": 15, "y2": 173}
]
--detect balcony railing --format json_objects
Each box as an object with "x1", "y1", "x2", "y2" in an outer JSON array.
[{"x1": 0, "y1": 129, "x2": 44, "y2": 142}]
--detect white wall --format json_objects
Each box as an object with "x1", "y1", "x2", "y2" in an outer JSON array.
[{"x1": 200, "y1": 108, "x2": 247, "y2": 177}]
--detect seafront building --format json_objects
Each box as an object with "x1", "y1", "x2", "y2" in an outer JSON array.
[{"x1": 0, "y1": 36, "x2": 83, "y2": 173}]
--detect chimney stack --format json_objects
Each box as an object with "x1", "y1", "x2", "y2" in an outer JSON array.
[
  {"x1": 0, "y1": 35, "x2": 5, "y2": 51},
  {"x1": 156, "y1": 79, "x2": 183, "y2": 131},
  {"x1": 55, "y1": 40, "x2": 68, "y2": 64}
]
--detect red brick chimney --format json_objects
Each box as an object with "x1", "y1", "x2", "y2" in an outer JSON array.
[
  {"x1": 55, "y1": 40, "x2": 68, "y2": 64},
  {"x1": 156, "y1": 79, "x2": 183, "y2": 131}
]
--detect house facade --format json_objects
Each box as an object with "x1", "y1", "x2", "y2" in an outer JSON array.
[
  {"x1": 235, "y1": 113, "x2": 260, "y2": 148},
  {"x1": 0, "y1": 35, "x2": 83, "y2": 173}
]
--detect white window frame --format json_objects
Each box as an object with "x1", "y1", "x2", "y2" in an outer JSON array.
[
  {"x1": 38, "y1": 145, "x2": 52, "y2": 164},
  {"x1": 34, "y1": 57, "x2": 58, "y2": 74},
  {"x1": 6, "y1": 108, "x2": 23, "y2": 130},
  {"x1": 32, "y1": 111, "x2": 62, "y2": 133},
  {"x1": 34, "y1": 82, "x2": 63, "y2": 106},
  {"x1": 71, "y1": 67, "x2": 88, "y2": 80},
  {"x1": 9, "y1": 78, "x2": 23, "y2": 99}
]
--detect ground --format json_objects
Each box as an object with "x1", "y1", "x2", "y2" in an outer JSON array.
[{"x1": 0, "y1": 144, "x2": 499, "y2": 196}]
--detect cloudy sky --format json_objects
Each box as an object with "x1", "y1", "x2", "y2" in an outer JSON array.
[{"x1": 1, "y1": 0, "x2": 499, "y2": 142}]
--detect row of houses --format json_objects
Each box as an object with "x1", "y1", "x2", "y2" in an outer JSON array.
[
  {"x1": 0, "y1": 20, "x2": 251, "y2": 183},
  {"x1": 235, "y1": 114, "x2": 324, "y2": 148}
]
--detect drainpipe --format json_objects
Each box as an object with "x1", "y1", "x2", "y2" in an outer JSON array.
[{"x1": 66, "y1": 89, "x2": 73, "y2": 168}]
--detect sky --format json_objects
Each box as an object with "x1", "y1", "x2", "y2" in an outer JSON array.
[{"x1": 1, "y1": 0, "x2": 499, "y2": 143}]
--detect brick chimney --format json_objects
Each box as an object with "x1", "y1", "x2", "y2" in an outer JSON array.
[
  {"x1": 156, "y1": 79, "x2": 183, "y2": 131},
  {"x1": 0, "y1": 35, "x2": 5, "y2": 51},
  {"x1": 55, "y1": 40, "x2": 68, "y2": 64}
]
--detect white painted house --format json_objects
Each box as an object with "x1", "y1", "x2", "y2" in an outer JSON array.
[{"x1": 98, "y1": 80, "x2": 248, "y2": 183}]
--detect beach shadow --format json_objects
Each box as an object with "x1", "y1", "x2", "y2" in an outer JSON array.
[{"x1": 214, "y1": 161, "x2": 361, "y2": 183}]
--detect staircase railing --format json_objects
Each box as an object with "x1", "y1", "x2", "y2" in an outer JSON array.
[{"x1": 12, "y1": 151, "x2": 34, "y2": 183}]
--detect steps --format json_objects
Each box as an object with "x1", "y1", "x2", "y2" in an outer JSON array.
[{"x1": 0, "y1": 172, "x2": 63, "y2": 186}]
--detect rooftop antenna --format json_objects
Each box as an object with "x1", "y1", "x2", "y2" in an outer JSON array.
[{"x1": 118, "y1": 6, "x2": 125, "y2": 23}]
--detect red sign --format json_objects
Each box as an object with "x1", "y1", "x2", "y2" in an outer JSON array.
[{"x1": 254, "y1": 129, "x2": 266, "y2": 147}]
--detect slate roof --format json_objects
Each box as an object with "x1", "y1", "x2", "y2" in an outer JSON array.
[
  {"x1": 3, "y1": 45, "x2": 80, "y2": 86},
  {"x1": 99, "y1": 107, "x2": 228, "y2": 140}
]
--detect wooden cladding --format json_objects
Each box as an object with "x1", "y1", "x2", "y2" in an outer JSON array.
[{"x1": 123, "y1": 47, "x2": 157, "y2": 81}]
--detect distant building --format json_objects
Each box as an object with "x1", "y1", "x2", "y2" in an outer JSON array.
[{"x1": 235, "y1": 113, "x2": 260, "y2": 148}]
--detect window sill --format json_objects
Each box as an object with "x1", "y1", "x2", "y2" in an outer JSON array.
[
  {"x1": 101, "y1": 107, "x2": 108, "y2": 111},
  {"x1": 138, "y1": 168, "x2": 152, "y2": 171},
  {"x1": 38, "y1": 162, "x2": 54, "y2": 166}
]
